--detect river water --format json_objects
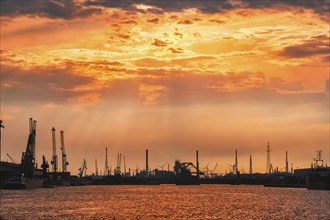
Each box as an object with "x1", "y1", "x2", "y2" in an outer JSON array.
[{"x1": 1, "y1": 185, "x2": 329, "y2": 219}]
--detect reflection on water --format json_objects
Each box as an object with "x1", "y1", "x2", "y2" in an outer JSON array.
[{"x1": 1, "y1": 185, "x2": 329, "y2": 219}]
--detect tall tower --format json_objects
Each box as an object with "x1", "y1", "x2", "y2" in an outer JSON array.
[
  {"x1": 104, "y1": 147, "x2": 109, "y2": 176},
  {"x1": 51, "y1": 127, "x2": 58, "y2": 172},
  {"x1": 266, "y1": 142, "x2": 271, "y2": 173},
  {"x1": 249, "y1": 155, "x2": 253, "y2": 175},
  {"x1": 285, "y1": 151, "x2": 289, "y2": 173}
]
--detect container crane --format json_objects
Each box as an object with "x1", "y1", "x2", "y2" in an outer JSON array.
[
  {"x1": 51, "y1": 127, "x2": 58, "y2": 172},
  {"x1": 60, "y1": 130, "x2": 69, "y2": 172}
]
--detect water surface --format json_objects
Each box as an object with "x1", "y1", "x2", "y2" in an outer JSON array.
[{"x1": 1, "y1": 185, "x2": 329, "y2": 219}]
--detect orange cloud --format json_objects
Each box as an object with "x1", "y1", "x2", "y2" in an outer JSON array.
[
  {"x1": 177, "y1": 20, "x2": 193, "y2": 25},
  {"x1": 151, "y1": 38, "x2": 168, "y2": 47}
]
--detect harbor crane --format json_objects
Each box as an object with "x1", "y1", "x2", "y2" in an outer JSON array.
[
  {"x1": 78, "y1": 159, "x2": 87, "y2": 177},
  {"x1": 6, "y1": 153, "x2": 17, "y2": 163},
  {"x1": 212, "y1": 162, "x2": 218, "y2": 174},
  {"x1": 60, "y1": 130, "x2": 69, "y2": 172},
  {"x1": 157, "y1": 163, "x2": 167, "y2": 171},
  {"x1": 115, "y1": 153, "x2": 122, "y2": 175},
  {"x1": 51, "y1": 127, "x2": 58, "y2": 172},
  {"x1": 21, "y1": 118, "x2": 37, "y2": 177},
  {"x1": 41, "y1": 155, "x2": 49, "y2": 174},
  {"x1": 104, "y1": 147, "x2": 110, "y2": 176}
]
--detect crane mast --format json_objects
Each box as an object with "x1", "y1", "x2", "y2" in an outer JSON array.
[
  {"x1": 60, "y1": 130, "x2": 69, "y2": 172},
  {"x1": 51, "y1": 127, "x2": 58, "y2": 172}
]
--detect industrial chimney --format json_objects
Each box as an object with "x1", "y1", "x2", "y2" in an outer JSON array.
[
  {"x1": 146, "y1": 149, "x2": 149, "y2": 175},
  {"x1": 196, "y1": 150, "x2": 199, "y2": 178}
]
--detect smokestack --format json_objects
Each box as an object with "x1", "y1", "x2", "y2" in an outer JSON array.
[
  {"x1": 235, "y1": 149, "x2": 238, "y2": 174},
  {"x1": 146, "y1": 149, "x2": 149, "y2": 174},
  {"x1": 95, "y1": 159, "x2": 98, "y2": 176},
  {"x1": 196, "y1": 150, "x2": 199, "y2": 177},
  {"x1": 249, "y1": 155, "x2": 252, "y2": 175},
  {"x1": 285, "y1": 151, "x2": 289, "y2": 173}
]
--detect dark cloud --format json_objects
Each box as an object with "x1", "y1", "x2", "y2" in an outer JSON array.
[
  {"x1": 279, "y1": 35, "x2": 329, "y2": 58},
  {"x1": 84, "y1": 0, "x2": 329, "y2": 16},
  {"x1": 120, "y1": 20, "x2": 138, "y2": 25},
  {"x1": 0, "y1": 0, "x2": 102, "y2": 19},
  {"x1": 2, "y1": 64, "x2": 95, "y2": 104},
  {"x1": 2, "y1": 0, "x2": 328, "y2": 19}
]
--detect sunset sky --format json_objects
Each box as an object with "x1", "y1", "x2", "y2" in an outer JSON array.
[{"x1": 0, "y1": 0, "x2": 329, "y2": 175}]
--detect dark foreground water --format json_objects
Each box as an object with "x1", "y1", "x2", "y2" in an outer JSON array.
[{"x1": 1, "y1": 185, "x2": 329, "y2": 219}]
